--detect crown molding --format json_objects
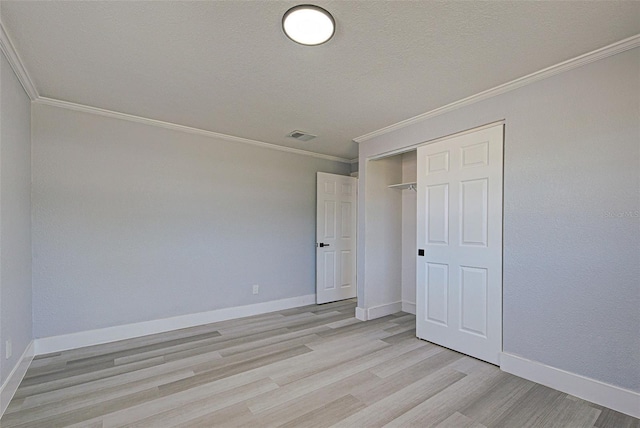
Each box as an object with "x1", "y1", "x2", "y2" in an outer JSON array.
[
  {"x1": 0, "y1": 20, "x2": 38, "y2": 100},
  {"x1": 368, "y1": 120, "x2": 505, "y2": 161},
  {"x1": 354, "y1": 34, "x2": 640, "y2": 144},
  {"x1": 35, "y1": 97, "x2": 352, "y2": 164}
]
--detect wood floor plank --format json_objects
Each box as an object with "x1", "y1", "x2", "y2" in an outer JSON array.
[
  {"x1": 0, "y1": 370, "x2": 194, "y2": 424},
  {"x1": 457, "y1": 370, "x2": 537, "y2": 426},
  {"x1": 20, "y1": 361, "x2": 67, "y2": 379},
  {"x1": 489, "y1": 383, "x2": 568, "y2": 428},
  {"x1": 381, "y1": 328, "x2": 422, "y2": 345},
  {"x1": 61, "y1": 331, "x2": 222, "y2": 369},
  {"x1": 527, "y1": 396, "x2": 602, "y2": 428},
  {"x1": 333, "y1": 366, "x2": 468, "y2": 427},
  {"x1": 383, "y1": 322, "x2": 417, "y2": 335},
  {"x1": 278, "y1": 394, "x2": 366, "y2": 428},
  {"x1": 353, "y1": 349, "x2": 465, "y2": 406},
  {"x1": 213, "y1": 312, "x2": 314, "y2": 336},
  {"x1": 98, "y1": 372, "x2": 284, "y2": 427},
  {"x1": 436, "y1": 412, "x2": 487, "y2": 428},
  {"x1": 171, "y1": 402, "x2": 253, "y2": 428},
  {"x1": 15, "y1": 349, "x2": 223, "y2": 408},
  {"x1": 284, "y1": 311, "x2": 354, "y2": 332},
  {"x1": 222, "y1": 371, "x2": 379, "y2": 427},
  {"x1": 12, "y1": 357, "x2": 167, "y2": 399},
  {"x1": 368, "y1": 342, "x2": 441, "y2": 378},
  {"x1": 316, "y1": 314, "x2": 398, "y2": 339},
  {"x1": 247, "y1": 339, "x2": 427, "y2": 415},
  {"x1": 6, "y1": 388, "x2": 161, "y2": 428},
  {"x1": 31, "y1": 323, "x2": 224, "y2": 366},
  {"x1": 157, "y1": 345, "x2": 312, "y2": 397},
  {"x1": 387, "y1": 313, "x2": 416, "y2": 324},
  {"x1": 111, "y1": 336, "x2": 226, "y2": 366},
  {"x1": 189, "y1": 335, "x2": 318, "y2": 373},
  {"x1": 3, "y1": 300, "x2": 638, "y2": 428},
  {"x1": 385, "y1": 371, "x2": 543, "y2": 427},
  {"x1": 325, "y1": 317, "x2": 361, "y2": 329},
  {"x1": 121, "y1": 378, "x2": 279, "y2": 428},
  {"x1": 594, "y1": 407, "x2": 640, "y2": 428},
  {"x1": 269, "y1": 339, "x2": 390, "y2": 386},
  {"x1": 216, "y1": 331, "x2": 322, "y2": 358}
]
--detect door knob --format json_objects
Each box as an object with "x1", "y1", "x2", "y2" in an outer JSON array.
[{"x1": 319, "y1": 243, "x2": 330, "y2": 247}]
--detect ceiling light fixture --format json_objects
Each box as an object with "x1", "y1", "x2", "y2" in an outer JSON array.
[{"x1": 282, "y1": 5, "x2": 335, "y2": 46}]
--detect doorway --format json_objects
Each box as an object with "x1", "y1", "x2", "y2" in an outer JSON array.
[{"x1": 316, "y1": 172, "x2": 358, "y2": 304}]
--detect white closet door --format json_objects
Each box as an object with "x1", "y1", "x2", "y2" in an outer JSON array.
[
  {"x1": 416, "y1": 124, "x2": 503, "y2": 364},
  {"x1": 316, "y1": 172, "x2": 357, "y2": 304}
]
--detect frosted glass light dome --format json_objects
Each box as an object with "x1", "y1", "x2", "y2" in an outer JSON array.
[{"x1": 283, "y1": 5, "x2": 335, "y2": 46}]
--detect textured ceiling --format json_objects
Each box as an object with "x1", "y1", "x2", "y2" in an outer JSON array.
[{"x1": 1, "y1": 1, "x2": 639, "y2": 159}]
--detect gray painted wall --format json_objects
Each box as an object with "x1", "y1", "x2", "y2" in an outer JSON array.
[
  {"x1": 358, "y1": 48, "x2": 640, "y2": 392},
  {"x1": 0, "y1": 52, "x2": 33, "y2": 383},
  {"x1": 32, "y1": 104, "x2": 349, "y2": 338},
  {"x1": 358, "y1": 155, "x2": 403, "y2": 309}
]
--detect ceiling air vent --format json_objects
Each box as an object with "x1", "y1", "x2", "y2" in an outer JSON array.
[{"x1": 287, "y1": 130, "x2": 317, "y2": 142}]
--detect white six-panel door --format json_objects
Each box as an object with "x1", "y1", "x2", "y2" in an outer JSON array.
[
  {"x1": 316, "y1": 172, "x2": 357, "y2": 304},
  {"x1": 416, "y1": 124, "x2": 503, "y2": 364}
]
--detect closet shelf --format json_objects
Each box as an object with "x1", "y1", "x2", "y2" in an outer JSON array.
[{"x1": 387, "y1": 182, "x2": 417, "y2": 191}]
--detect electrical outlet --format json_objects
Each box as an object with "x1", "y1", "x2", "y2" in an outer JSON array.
[
  {"x1": 252, "y1": 284, "x2": 259, "y2": 295},
  {"x1": 5, "y1": 339, "x2": 12, "y2": 359}
]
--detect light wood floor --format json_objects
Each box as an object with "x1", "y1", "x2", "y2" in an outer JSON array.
[{"x1": 2, "y1": 300, "x2": 638, "y2": 428}]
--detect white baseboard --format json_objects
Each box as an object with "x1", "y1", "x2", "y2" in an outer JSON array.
[
  {"x1": 1, "y1": 340, "x2": 35, "y2": 418},
  {"x1": 357, "y1": 301, "x2": 403, "y2": 321},
  {"x1": 500, "y1": 352, "x2": 640, "y2": 419},
  {"x1": 368, "y1": 301, "x2": 402, "y2": 319},
  {"x1": 401, "y1": 301, "x2": 416, "y2": 315},
  {"x1": 35, "y1": 294, "x2": 316, "y2": 355}
]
